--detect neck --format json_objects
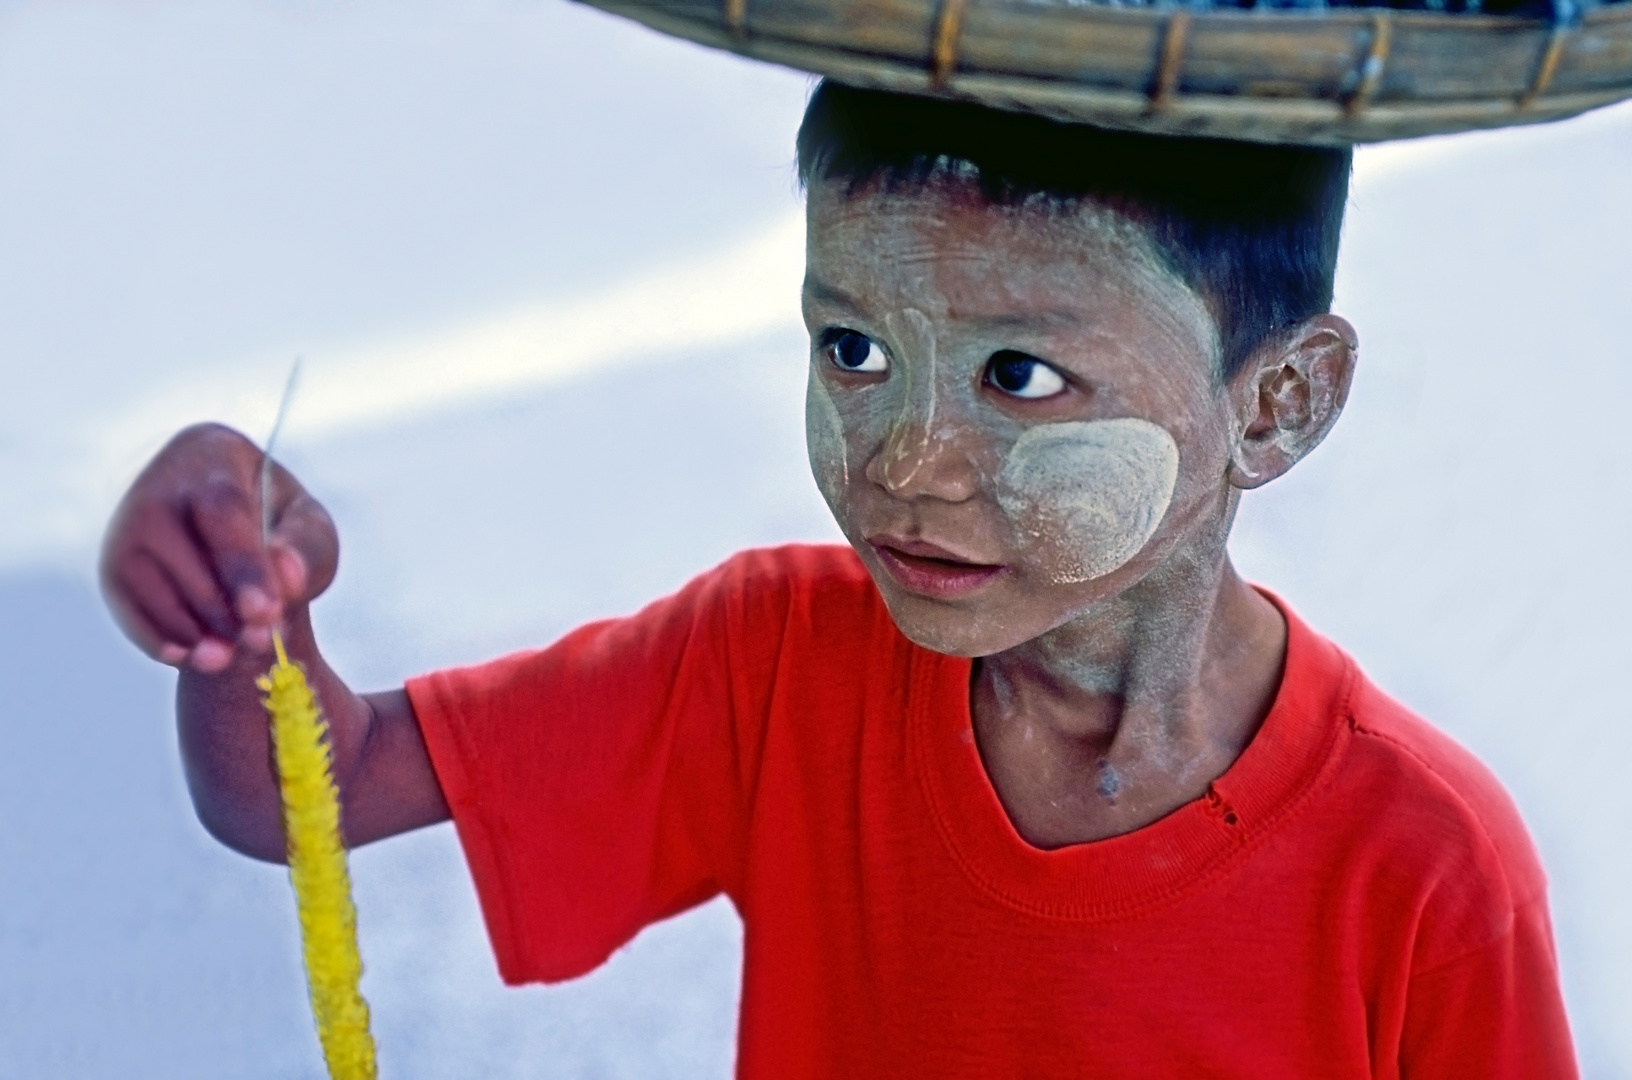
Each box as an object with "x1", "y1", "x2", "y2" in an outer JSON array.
[{"x1": 971, "y1": 526, "x2": 1286, "y2": 848}]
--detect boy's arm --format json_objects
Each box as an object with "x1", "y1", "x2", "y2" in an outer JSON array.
[{"x1": 103, "y1": 423, "x2": 449, "y2": 863}]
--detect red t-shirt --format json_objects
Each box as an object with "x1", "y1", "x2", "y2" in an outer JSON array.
[{"x1": 408, "y1": 544, "x2": 1576, "y2": 1079}]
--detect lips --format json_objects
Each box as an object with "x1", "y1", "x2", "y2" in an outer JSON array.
[{"x1": 867, "y1": 535, "x2": 1005, "y2": 599}]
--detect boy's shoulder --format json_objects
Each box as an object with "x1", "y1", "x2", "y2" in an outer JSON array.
[
  {"x1": 1290, "y1": 613, "x2": 1549, "y2": 965},
  {"x1": 1357, "y1": 681, "x2": 1534, "y2": 861},
  {"x1": 1342, "y1": 661, "x2": 1545, "y2": 899}
]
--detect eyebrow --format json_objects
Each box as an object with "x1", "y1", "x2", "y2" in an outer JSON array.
[{"x1": 801, "y1": 275, "x2": 863, "y2": 313}]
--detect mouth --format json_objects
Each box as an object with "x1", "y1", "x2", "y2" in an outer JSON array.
[{"x1": 867, "y1": 535, "x2": 1006, "y2": 599}]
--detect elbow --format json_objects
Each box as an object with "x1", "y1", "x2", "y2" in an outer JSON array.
[{"x1": 190, "y1": 792, "x2": 289, "y2": 865}]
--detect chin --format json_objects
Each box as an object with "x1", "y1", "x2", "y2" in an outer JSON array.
[{"x1": 872, "y1": 584, "x2": 1024, "y2": 659}]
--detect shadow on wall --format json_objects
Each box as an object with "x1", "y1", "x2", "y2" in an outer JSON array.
[
  {"x1": 0, "y1": 570, "x2": 750, "y2": 1080},
  {"x1": 0, "y1": 571, "x2": 315, "y2": 1079}
]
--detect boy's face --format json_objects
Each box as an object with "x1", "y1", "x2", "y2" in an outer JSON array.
[{"x1": 803, "y1": 175, "x2": 1243, "y2": 657}]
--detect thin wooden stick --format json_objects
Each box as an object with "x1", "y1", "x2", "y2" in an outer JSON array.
[
  {"x1": 725, "y1": 0, "x2": 749, "y2": 42},
  {"x1": 931, "y1": 0, "x2": 970, "y2": 88},
  {"x1": 1345, "y1": 13, "x2": 1392, "y2": 117},
  {"x1": 1147, "y1": 10, "x2": 1191, "y2": 114},
  {"x1": 1519, "y1": 24, "x2": 1571, "y2": 107},
  {"x1": 261, "y1": 358, "x2": 302, "y2": 545}
]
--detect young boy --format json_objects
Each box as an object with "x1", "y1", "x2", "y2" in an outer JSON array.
[{"x1": 101, "y1": 82, "x2": 1576, "y2": 1077}]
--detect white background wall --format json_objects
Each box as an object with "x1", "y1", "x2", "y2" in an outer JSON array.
[{"x1": 0, "y1": 2, "x2": 1628, "y2": 1076}]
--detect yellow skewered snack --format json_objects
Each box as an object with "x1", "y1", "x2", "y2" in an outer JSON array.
[{"x1": 259, "y1": 629, "x2": 378, "y2": 1080}]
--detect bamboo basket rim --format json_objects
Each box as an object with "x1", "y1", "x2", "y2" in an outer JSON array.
[{"x1": 581, "y1": 0, "x2": 1632, "y2": 144}]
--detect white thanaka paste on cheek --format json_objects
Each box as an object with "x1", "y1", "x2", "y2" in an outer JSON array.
[
  {"x1": 997, "y1": 418, "x2": 1180, "y2": 584},
  {"x1": 805, "y1": 366, "x2": 848, "y2": 507}
]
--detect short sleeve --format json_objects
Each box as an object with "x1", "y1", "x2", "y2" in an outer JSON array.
[
  {"x1": 1400, "y1": 894, "x2": 1578, "y2": 1079},
  {"x1": 406, "y1": 553, "x2": 786, "y2": 985}
]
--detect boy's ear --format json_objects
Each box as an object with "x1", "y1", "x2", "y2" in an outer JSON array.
[{"x1": 1226, "y1": 314, "x2": 1358, "y2": 490}]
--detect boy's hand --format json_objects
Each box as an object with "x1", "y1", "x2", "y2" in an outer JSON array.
[
  {"x1": 101, "y1": 422, "x2": 339, "y2": 673},
  {"x1": 101, "y1": 422, "x2": 447, "y2": 859}
]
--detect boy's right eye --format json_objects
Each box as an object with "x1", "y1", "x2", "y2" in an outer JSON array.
[{"x1": 822, "y1": 330, "x2": 888, "y2": 374}]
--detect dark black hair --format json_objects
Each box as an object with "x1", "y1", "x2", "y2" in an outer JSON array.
[{"x1": 796, "y1": 81, "x2": 1351, "y2": 380}]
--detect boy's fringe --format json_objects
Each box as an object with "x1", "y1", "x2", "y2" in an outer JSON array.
[{"x1": 259, "y1": 630, "x2": 378, "y2": 1080}]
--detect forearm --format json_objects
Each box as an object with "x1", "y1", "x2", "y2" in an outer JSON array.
[
  {"x1": 177, "y1": 605, "x2": 450, "y2": 860},
  {"x1": 177, "y1": 606, "x2": 372, "y2": 862}
]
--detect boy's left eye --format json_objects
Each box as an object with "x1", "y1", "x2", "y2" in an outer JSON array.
[{"x1": 985, "y1": 351, "x2": 1067, "y2": 400}]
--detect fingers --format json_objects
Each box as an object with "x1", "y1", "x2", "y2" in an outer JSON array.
[
  {"x1": 143, "y1": 506, "x2": 240, "y2": 642},
  {"x1": 103, "y1": 509, "x2": 236, "y2": 669},
  {"x1": 104, "y1": 547, "x2": 236, "y2": 672},
  {"x1": 100, "y1": 422, "x2": 340, "y2": 674},
  {"x1": 112, "y1": 549, "x2": 205, "y2": 655},
  {"x1": 188, "y1": 473, "x2": 278, "y2": 616}
]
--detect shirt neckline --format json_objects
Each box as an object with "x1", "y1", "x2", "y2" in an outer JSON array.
[{"x1": 907, "y1": 593, "x2": 1357, "y2": 923}]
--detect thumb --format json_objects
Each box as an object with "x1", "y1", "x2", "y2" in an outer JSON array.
[{"x1": 267, "y1": 492, "x2": 339, "y2": 606}]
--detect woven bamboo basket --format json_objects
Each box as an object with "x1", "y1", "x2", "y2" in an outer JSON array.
[{"x1": 576, "y1": 0, "x2": 1632, "y2": 144}]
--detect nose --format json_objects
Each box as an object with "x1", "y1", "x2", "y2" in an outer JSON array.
[
  {"x1": 866, "y1": 419, "x2": 979, "y2": 502},
  {"x1": 864, "y1": 306, "x2": 979, "y2": 503}
]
